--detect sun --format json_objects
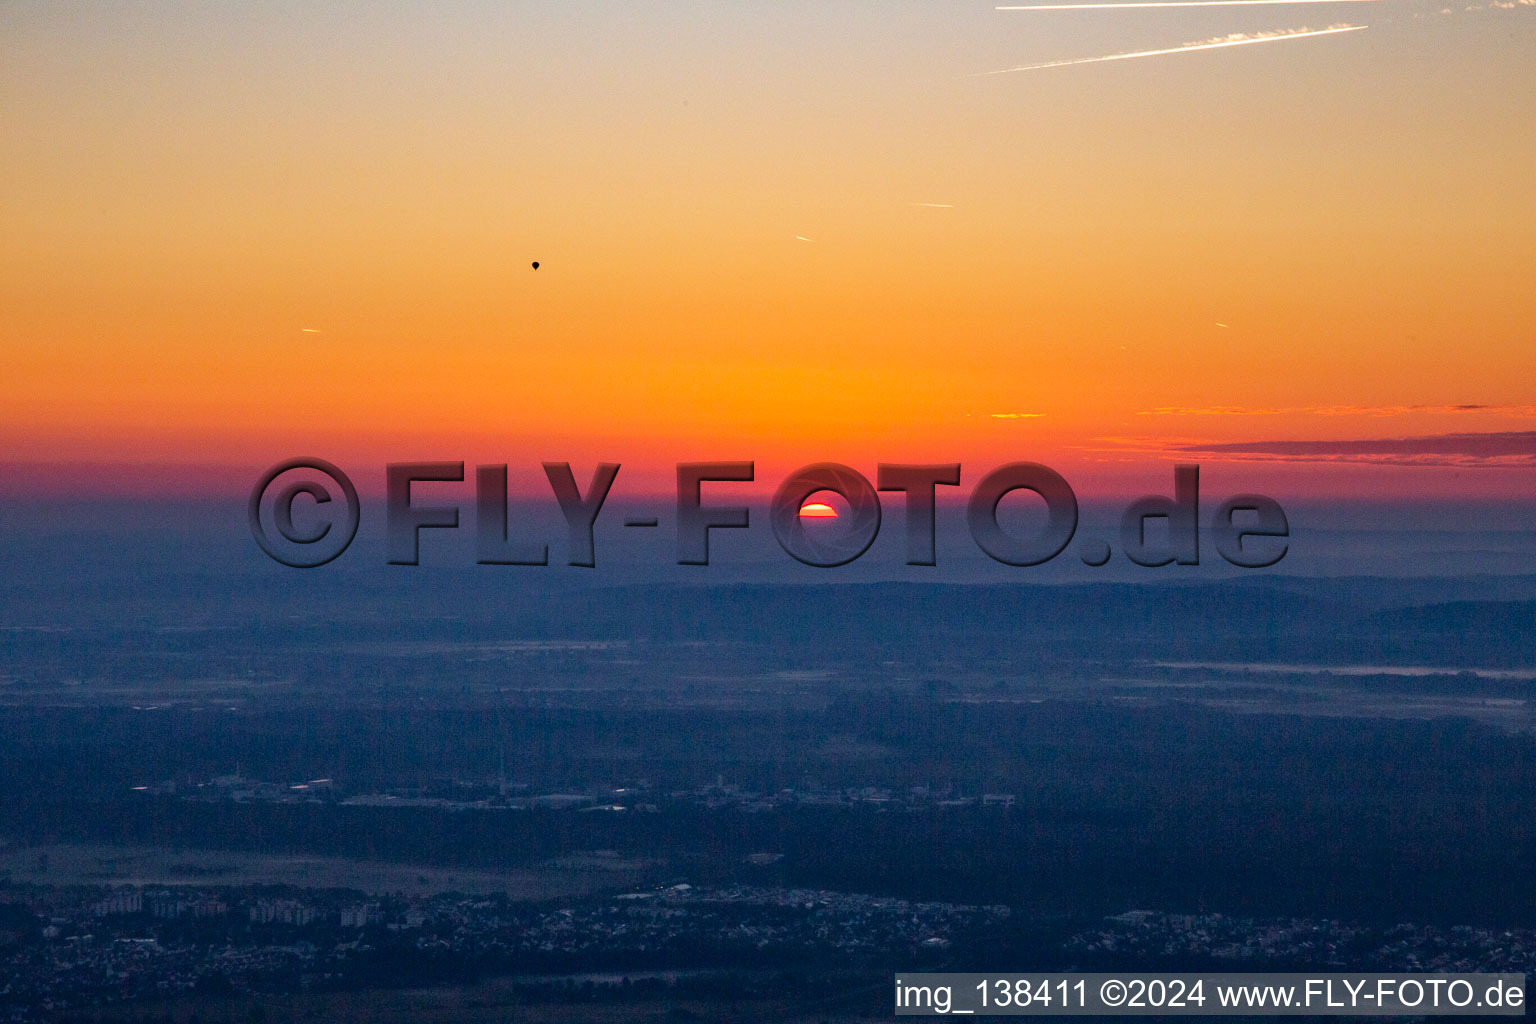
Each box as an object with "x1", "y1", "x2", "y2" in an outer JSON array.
[{"x1": 798, "y1": 502, "x2": 838, "y2": 518}]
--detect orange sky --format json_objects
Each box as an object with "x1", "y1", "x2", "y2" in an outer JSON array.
[{"x1": 3, "y1": 2, "x2": 1533, "y2": 499}]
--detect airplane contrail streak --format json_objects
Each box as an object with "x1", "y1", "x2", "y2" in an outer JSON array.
[
  {"x1": 979, "y1": 24, "x2": 1366, "y2": 74},
  {"x1": 999, "y1": 0, "x2": 1380, "y2": 8}
]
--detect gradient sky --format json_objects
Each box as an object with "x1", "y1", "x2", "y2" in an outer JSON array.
[{"x1": 3, "y1": 1, "x2": 1533, "y2": 498}]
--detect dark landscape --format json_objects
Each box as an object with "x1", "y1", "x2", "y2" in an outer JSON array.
[{"x1": 3, "y1": 550, "x2": 1534, "y2": 1021}]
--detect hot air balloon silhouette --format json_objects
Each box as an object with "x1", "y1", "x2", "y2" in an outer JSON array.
[{"x1": 531, "y1": 261, "x2": 540, "y2": 270}]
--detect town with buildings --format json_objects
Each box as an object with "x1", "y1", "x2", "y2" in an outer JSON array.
[{"x1": 4, "y1": 878, "x2": 1534, "y2": 1022}]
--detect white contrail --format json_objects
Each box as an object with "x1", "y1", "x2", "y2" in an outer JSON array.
[
  {"x1": 1000, "y1": 0, "x2": 1380, "y2": 8},
  {"x1": 979, "y1": 24, "x2": 1366, "y2": 74}
]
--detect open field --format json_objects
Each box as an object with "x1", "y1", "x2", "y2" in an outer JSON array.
[{"x1": 0, "y1": 843, "x2": 655, "y2": 898}]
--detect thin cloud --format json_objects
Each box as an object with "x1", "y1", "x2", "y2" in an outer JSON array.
[
  {"x1": 990, "y1": 412, "x2": 1047, "y2": 418},
  {"x1": 1092, "y1": 431, "x2": 1536, "y2": 467},
  {"x1": 977, "y1": 24, "x2": 1366, "y2": 75},
  {"x1": 1139, "y1": 404, "x2": 1536, "y2": 417},
  {"x1": 999, "y1": 0, "x2": 1381, "y2": 8},
  {"x1": 1421, "y1": 0, "x2": 1532, "y2": 15}
]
